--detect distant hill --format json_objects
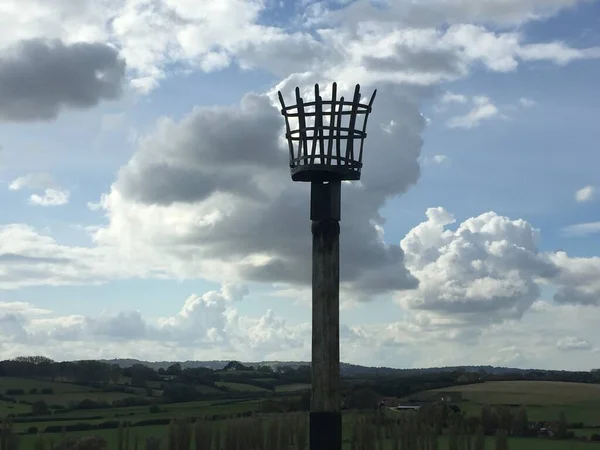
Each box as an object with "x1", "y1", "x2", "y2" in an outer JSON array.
[{"x1": 98, "y1": 358, "x2": 547, "y2": 377}]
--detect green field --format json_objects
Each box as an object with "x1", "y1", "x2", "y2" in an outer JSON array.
[
  {"x1": 435, "y1": 381, "x2": 600, "y2": 405},
  {"x1": 275, "y1": 383, "x2": 310, "y2": 392},
  {"x1": 4, "y1": 376, "x2": 600, "y2": 449},
  {"x1": 215, "y1": 381, "x2": 269, "y2": 392},
  {"x1": 419, "y1": 381, "x2": 600, "y2": 426},
  {"x1": 0, "y1": 377, "x2": 92, "y2": 394},
  {"x1": 15, "y1": 415, "x2": 597, "y2": 450}
]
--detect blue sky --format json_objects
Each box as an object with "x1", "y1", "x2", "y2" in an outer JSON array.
[{"x1": 1, "y1": 0, "x2": 600, "y2": 369}]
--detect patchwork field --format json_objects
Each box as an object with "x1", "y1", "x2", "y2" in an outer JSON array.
[
  {"x1": 420, "y1": 380, "x2": 600, "y2": 425},
  {"x1": 3, "y1": 374, "x2": 600, "y2": 449}
]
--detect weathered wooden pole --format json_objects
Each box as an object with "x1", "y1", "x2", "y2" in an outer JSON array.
[
  {"x1": 277, "y1": 82, "x2": 376, "y2": 450},
  {"x1": 309, "y1": 180, "x2": 341, "y2": 450}
]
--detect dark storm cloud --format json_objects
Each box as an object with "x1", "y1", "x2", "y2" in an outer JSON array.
[{"x1": 0, "y1": 39, "x2": 126, "y2": 122}]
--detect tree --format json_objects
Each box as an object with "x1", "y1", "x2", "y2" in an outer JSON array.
[
  {"x1": 448, "y1": 425, "x2": 459, "y2": 450},
  {"x1": 513, "y1": 407, "x2": 528, "y2": 437},
  {"x1": 494, "y1": 429, "x2": 508, "y2": 450},
  {"x1": 557, "y1": 411, "x2": 567, "y2": 439},
  {"x1": 474, "y1": 427, "x2": 485, "y2": 450},
  {"x1": 496, "y1": 406, "x2": 513, "y2": 434},
  {"x1": 166, "y1": 363, "x2": 182, "y2": 376},
  {"x1": 481, "y1": 406, "x2": 499, "y2": 435},
  {"x1": 31, "y1": 400, "x2": 49, "y2": 416},
  {"x1": 346, "y1": 387, "x2": 379, "y2": 410}
]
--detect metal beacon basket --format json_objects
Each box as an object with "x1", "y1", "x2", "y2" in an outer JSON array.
[{"x1": 278, "y1": 83, "x2": 377, "y2": 183}]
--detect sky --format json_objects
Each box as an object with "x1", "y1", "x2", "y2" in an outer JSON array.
[{"x1": 0, "y1": 0, "x2": 600, "y2": 371}]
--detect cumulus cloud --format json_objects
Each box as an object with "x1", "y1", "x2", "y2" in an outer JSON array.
[
  {"x1": 447, "y1": 96, "x2": 500, "y2": 129},
  {"x1": 397, "y1": 207, "x2": 558, "y2": 326},
  {"x1": 88, "y1": 79, "x2": 422, "y2": 298},
  {"x1": 3, "y1": 289, "x2": 600, "y2": 369},
  {"x1": 0, "y1": 0, "x2": 595, "y2": 93},
  {"x1": 551, "y1": 252, "x2": 600, "y2": 306},
  {"x1": 575, "y1": 185, "x2": 596, "y2": 203},
  {"x1": 8, "y1": 173, "x2": 69, "y2": 206},
  {"x1": 0, "y1": 224, "x2": 136, "y2": 290},
  {"x1": 29, "y1": 189, "x2": 70, "y2": 206},
  {"x1": 0, "y1": 39, "x2": 125, "y2": 122}
]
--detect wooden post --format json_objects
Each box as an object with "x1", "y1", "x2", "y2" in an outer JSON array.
[{"x1": 309, "y1": 180, "x2": 342, "y2": 450}]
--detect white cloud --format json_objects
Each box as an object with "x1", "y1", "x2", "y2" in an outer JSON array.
[
  {"x1": 551, "y1": 252, "x2": 600, "y2": 306},
  {"x1": 397, "y1": 207, "x2": 557, "y2": 326},
  {"x1": 517, "y1": 42, "x2": 600, "y2": 65},
  {"x1": 9, "y1": 173, "x2": 56, "y2": 191},
  {"x1": 441, "y1": 92, "x2": 468, "y2": 104},
  {"x1": 318, "y1": 0, "x2": 587, "y2": 28},
  {"x1": 423, "y1": 154, "x2": 449, "y2": 165},
  {"x1": 87, "y1": 81, "x2": 421, "y2": 298},
  {"x1": 562, "y1": 222, "x2": 600, "y2": 237},
  {"x1": 3, "y1": 289, "x2": 600, "y2": 369},
  {"x1": 29, "y1": 189, "x2": 70, "y2": 206},
  {"x1": 575, "y1": 185, "x2": 596, "y2": 203},
  {"x1": 0, "y1": 1, "x2": 596, "y2": 94},
  {"x1": 433, "y1": 91, "x2": 467, "y2": 112},
  {"x1": 8, "y1": 174, "x2": 70, "y2": 206},
  {"x1": 519, "y1": 97, "x2": 537, "y2": 107},
  {"x1": 447, "y1": 96, "x2": 500, "y2": 129},
  {"x1": 557, "y1": 336, "x2": 592, "y2": 351}
]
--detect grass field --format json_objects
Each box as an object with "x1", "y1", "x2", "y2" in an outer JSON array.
[
  {"x1": 275, "y1": 383, "x2": 310, "y2": 392},
  {"x1": 215, "y1": 381, "x2": 269, "y2": 392},
  {"x1": 418, "y1": 381, "x2": 600, "y2": 426},
  {"x1": 0, "y1": 377, "x2": 92, "y2": 394},
  {"x1": 16, "y1": 418, "x2": 597, "y2": 450},
  {"x1": 436, "y1": 381, "x2": 600, "y2": 405},
  {"x1": 5, "y1": 376, "x2": 600, "y2": 448}
]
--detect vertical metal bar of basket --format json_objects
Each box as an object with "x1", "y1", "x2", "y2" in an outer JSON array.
[
  {"x1": 346, "y1": 85, "x2": 361, "y2": 166},
  {"x1": 326, "y1": 82, "x2": 337, "y2": 166},
  {"x1": 316, "y1": 95, "x2": 325, "y2": 165},
  {"x1": 296, "y1": 87, "x2": 308, "y2": 166},
  {"x1": 335, "y1": 96, "x2": 344, "y2": 165},
  {"x1": 357, "y1": 89, "x2": 377, "y2": 169},
  {"x1": 278, "y1": 92, "x2": 296, "y2": 167},
  {"x1": 310, "y1": 84, "x2": 324, "y2": 165}
]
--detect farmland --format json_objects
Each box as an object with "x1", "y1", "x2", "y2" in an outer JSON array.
[
  {"x1": 2, "y1": 358, "x2": 600, "y2": 448},
  {"x1": 416, "y1": 380, "x2": 600, "y2": 425}
]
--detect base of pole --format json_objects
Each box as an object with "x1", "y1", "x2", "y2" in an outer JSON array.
[{"x1": 309, "y1": 411, "x2": 342, "y2": 450}]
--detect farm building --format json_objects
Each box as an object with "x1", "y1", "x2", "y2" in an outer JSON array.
[
  {"x1": 379, "y1": 397, "x2": 402, "y2": 407},
  {"x1": 395, "y1": 405, "x2": 422, "y2": 411}
]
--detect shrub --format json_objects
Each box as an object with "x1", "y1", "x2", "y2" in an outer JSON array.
[
  {"x1": 145, "y1": 437, "x2": 161, "y2": 450},
  {"x1": 64, "y1": 423, "x2": 94, "y2": 432},
  {"x1": 40, "y1": 388, "x2": 54, "y2": 395},
  {"x1": 133, "y1": 418, "x2": 171, "y2": 427},
  {"x1": 68, "y1": 399, "x2": 110, "y2": 410},
  {"x1": 27, "y1": 426, "x2": 38, "y2": 434},
  {"x1": 5, "y1": 389, "x2": 25, "y2": 396},
  {"x1": 590, "y1": 433, "x2": 600, "y2": 442},
  {"x1": 148, "y1": 404, "x2": 160, "y2": 414},
  {"x1": 29, "y1": 389, "x2": 38, "y2": 395},
  {"x1": 32, "y1": 400, "x2": 50, "y2": 416},
  {"x1": 96, "y1": 421, "x2": 120, "y2": 430}
]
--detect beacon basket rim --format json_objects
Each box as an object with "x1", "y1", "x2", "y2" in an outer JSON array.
[{"x1": 277, "y1": 82, "x2": 377, "y2": 182}]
